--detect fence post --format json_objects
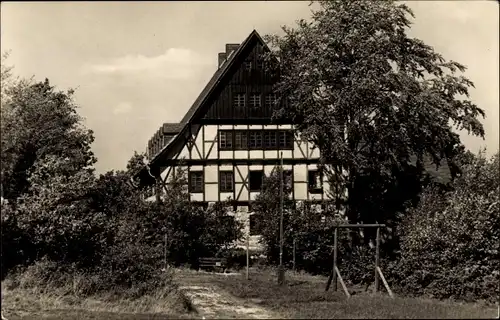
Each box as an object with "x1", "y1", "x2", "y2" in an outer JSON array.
[
  {"x1": 333, "y1": 227, "x2": 338, "y2": 292},
  {"x1": 375, "y1": 226, "x2": 380, "y2": 293},
  {"x1": 293, "y1": 238, "x2": 296, "y2": 272}
]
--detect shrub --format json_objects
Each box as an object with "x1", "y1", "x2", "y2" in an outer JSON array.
[{"x1": 393, "y1": 151, "x2": 500, "y2": 302}]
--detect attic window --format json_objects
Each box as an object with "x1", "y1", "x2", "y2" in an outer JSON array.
[
  {"x1": 249, "y1": 93, "x2": 261, "y2": 108},
  {"x1": 244, "y1": 60, "x2": 252, "y2": 71},
  {"x1": 265, "y1": 94, "x2": 277, "y2": 108},
  {"x1": 233, "y1": 93, "x2": 246, "y2": 108}
]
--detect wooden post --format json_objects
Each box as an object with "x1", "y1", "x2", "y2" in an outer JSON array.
[
  {"x1": 246, "y1": 233, "x2": 250, "y2": 280},
  {"x1": 374, "y1": 226, "x2": 380, "y2": 293},
  {"x1": 164, "y1": 233, "x2": 168, "y2": 270},
  {"x1": 335, "y1": 266, "x2": 351, "y2": 298},
  {"x1": 333, "y1": 227, "x2": 338, "y2": 292},
  {"x1": 292, "y1": 238, "x2": 296, "y2": 272},
  {"x1": 376, "y1": 267, "x2": 394, "y2": 298}
]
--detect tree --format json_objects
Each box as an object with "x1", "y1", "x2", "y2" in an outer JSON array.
[
  {"x1": 252, "y1": 166, "x2": 296, "y2": 264},
  {"x1": 1, "y1": 78, "x2": 96, "y2": 201},
  {"x1": 394, "y1": 150, "x2": 499, "y2": 302},
  {"x1": 12, "y1": 155, "x2": 107, "y2": 268},
  {"x1": 126, "y1": 151, "x2": 147, "y2": 177},
  {"x1": 265, "y1": 0, "x2": 485, "y2": 229}
]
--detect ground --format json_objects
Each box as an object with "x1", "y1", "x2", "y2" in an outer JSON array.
[
  {"x1": 174, "y1": 268, "x2": 497, "y2": 319},
  {"x1": 2, "y1": 268, "x2": 497, "y2": 319}
]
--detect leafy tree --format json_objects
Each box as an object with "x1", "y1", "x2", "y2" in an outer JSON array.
[
  {"x1": 393, "y1": 150, "x2": 499, "y2": 302},
  {"x1": 254, "y1": 167, "x2": 376, "y2": 278},
  {"x1": 13, "y1": 155, "x2": 107, "y2": 268},
  {"x1": 265, "y1": 0, "x2": 485, "y2": 231},
  {"x1": 126, "y1": 151, "x2": 147, "y2": 177},
  {"x1": 251, "y1": 166, "x2": 294, "y2": 263},
  {"x1": 1, "y1": 78, "x2": 96, "y2": 201}
]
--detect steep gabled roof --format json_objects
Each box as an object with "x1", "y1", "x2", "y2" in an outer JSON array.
[{"x1": 135, "y1": 30, "x2": 268, "y2": 182}]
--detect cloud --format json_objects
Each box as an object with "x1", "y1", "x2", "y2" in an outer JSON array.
[
  {"x1": 82, "y1": 48, "x2": 212, "y2": 79},
  {"x1": 113, "y1": 101, "x2": 133, "y2": 115}
]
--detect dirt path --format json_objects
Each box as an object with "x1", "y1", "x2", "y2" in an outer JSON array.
[{"x1": 177, "y1": 272, "x2": 278, "y2": 319}]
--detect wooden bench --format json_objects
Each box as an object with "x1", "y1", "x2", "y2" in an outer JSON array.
[{"x1": 198, "y1": 257, "x2": 227, "y2": 273}]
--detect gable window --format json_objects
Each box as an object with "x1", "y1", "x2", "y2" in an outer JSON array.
[
  {"x1": 249, "y1": 170, "x2": 264, "y2": 191},
  {"x1": 308, "y1": 170, "x2": 323, "y2": 193},
  {"x1": 219, "y1": 171, "x2": 234, "y2": 192},
  {"x1": 256, "y1": 58, "x2": 264, "y2": 70},
  {"x1": 189, "y1": 171, "x2": 204, "y2": 193},
  {"x1": 243, "y1": 60, "x2": 252, "y2": 71},
  {"x1": 219, "y1": 131, "x2": 233, "y2": 150},
  {"x1": 234, "y1": 131, "x2": 248, "y2": 150},
  {"x1": 249, "y1": 131, "x2": 263, "y2": 149},
  {"x1": 233, "y1": 93, "x2": 246, "y2": 108},
  {"x1": 249, "y1": 93, "x2": 261, "y2": 108},
  {"x1": 265, "y1": 94, "x2": 277, "y2": 108}
]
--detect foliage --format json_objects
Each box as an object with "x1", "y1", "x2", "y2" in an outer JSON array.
[
  {"x1": 392, "y1": 150, "x2": 500, "y2": 302},
  {"x1": 264, "y1": 0, "x2": 485, "y2": 235},
  {"x1": 12, "y1": 156, "x2": 108, "y2": 268},
  {"x1": 138, "y1": 167, "x2": 243, "y2": 268},
  {"x1": 1, "y1": 78, "x2": 96, "y2": 200},
  {"x1": 254, "y1": 167, "x2": 377, "y2": 279}
]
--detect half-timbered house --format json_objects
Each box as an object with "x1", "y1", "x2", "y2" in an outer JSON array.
[{"x1": 133, "y1": 30, "x2": 332, "y2": 243}]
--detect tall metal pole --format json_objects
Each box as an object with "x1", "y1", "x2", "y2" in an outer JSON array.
[{"x1": 278, "y1": 152, "x2": 285, "y2": 285}]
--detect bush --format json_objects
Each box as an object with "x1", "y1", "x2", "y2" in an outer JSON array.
[{"x1": 393, "y1": 151, "x2": 500, "y2": 303}]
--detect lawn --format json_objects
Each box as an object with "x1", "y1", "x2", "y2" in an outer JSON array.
[{"x1": 175, "y1": 267, "x2": 498, "y2": 319}]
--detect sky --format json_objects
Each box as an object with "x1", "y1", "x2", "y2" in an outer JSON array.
[{"x1": 1, "y1": 1, "x2": 498, "y2": 173}]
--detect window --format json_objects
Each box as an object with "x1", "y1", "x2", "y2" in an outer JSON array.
[
  {"x1": 282, "y1": 169, "x2": 293, "y2": 187},
  {"x1": 217, "y1": 129, "x2": 293, "y2": 151},
  {"x1": 278, "y1": 131, "x2": 294, "y2": 149},
  {"x1": 189, "y1": 171, "x2": 204, "y2": 193},
  {"x1": 265, "y1": 94, "x2": 277, "y2": 108},
  {"x1": 234, "y1": 131, "x2": 248, "y2": 150},
  {"x1": 219, "y1": 131, "x2": 233, "y2": 150},
  {"x1": 233, "y1": 93, "x2": 246, "y2": 108},
  {"x1": 249, "y1": 170, "x2": 264, "y2": 191},
  {"x1": 264, "y1": 131, "x2": 278, "y2": 149},
  {"x1": 249, "y1": 131, "x2": 263, "y2": 149},
  {"x1": 219, "y1": 171, "x2": 234, "y2": 192},
  {"x1": 243, "y1": 60, "x2": 252, "y2": 71},
  {"x1": 308, "y1": 170, "x2": 323, "y2": 193},
  {"x1": 249, "y1": 213, "x2": 262, "y2": 236},
  {"x1": 256, "y1": 58, "x2": 264, "y2": 70},
  {"x1": 249, "y1": 93, "x2": 261, "y2": 108}
]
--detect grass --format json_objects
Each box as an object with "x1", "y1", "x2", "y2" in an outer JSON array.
[
  {"x1": 1, "y1": 266, "x2": 198, "y2": 320},
  {"x1": 176, "y1": 267, "x2": 498, "y2": 319},
  {"x1": 1, "y1": 286, "x2": 196, "y2": 320}
]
